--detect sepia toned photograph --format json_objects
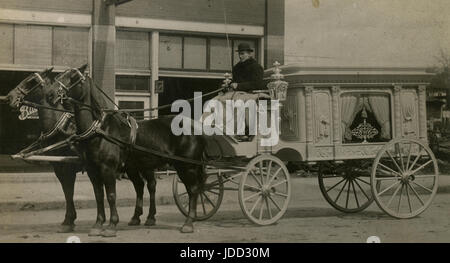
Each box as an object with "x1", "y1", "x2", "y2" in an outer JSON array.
[{"x1": 0, "y1": 0, "x2": 449, "y2": 245}]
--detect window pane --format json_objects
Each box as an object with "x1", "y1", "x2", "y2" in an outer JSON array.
[
  {"x1": 14, "y1": 25, "x2": 52, "y2": 65},
  {"x1": 183, "y1": 37, "x2": 206, "y2": 70},
  {"x1": 233, "y1": 39, "x2": 257, "y2": 65},
  {"x1": 116, "y1": 30, "x2": 150, "y2": 70},
  {"x1": 118, "y1": 101, "x2": 144, "y2": 119},
  {"x1": 210, "y1": 38, "x2": 231, "y2": 71},
  {"x1": 116, "y1": 75, "x2": 149, "y2": 92},
  {"x1": 0, "y1": 24, "x2": 13, "y2": 64},
  {"x1": 159, "y1": 35, "x2": 182, "y2": 68},
  {"x1": 53, "y1": 27, "x2": 89, "y2": 67}
]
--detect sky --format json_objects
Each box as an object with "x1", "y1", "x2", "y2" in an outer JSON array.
[{"x1": 284, "y1": 0, "x2": 450, "y2": 68}]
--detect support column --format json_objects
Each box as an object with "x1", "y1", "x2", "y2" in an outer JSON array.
[
  {"x1": 393, "y1": 85, "x2": 403, "y2": 138},
  {"x1": 418, "y1": 85, "x2": 427, "y2": 140},
  {"x1": 150, "y1": 31, "x2": 159, "y2": 118},
  {"x1": 305, "y1": 86, "x2": 314, "y2": 143},
  {"x1": 92, "y1": 0, "x2": 115, "y2": 107},
  {"x1": 331, "y1": 86, "x2": 341, "y2": 143},
  {"x1": 265, "y1": 0, "x2": 284, "y2": 67}
]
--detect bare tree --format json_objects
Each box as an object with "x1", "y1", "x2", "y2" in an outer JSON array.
[{"x1": 433, "y1": 48, "x2": 450, "y2": 109}]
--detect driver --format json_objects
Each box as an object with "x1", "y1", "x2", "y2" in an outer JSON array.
[{"x1": 229, "y1": 43, "x2": 265, "y2": 92}]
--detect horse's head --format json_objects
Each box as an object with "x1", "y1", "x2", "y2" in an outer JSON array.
[
  {"x1": 6, "y1": 67, "x2": 54, "y2": 108},
  {"x1": 46, "y1": 64, "x2": 88, "y2": 106}
]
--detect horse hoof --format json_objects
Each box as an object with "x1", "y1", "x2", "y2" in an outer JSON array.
[
  {"x1": 58, "y1": 224, "x2": 75, "y2": 233},
  {"x1": 100, "y1": 228, "x2": 117, "y2": 238},
  {"x1": 128, "y1": 218, "x2": 141, "y2": 226},
  {"x1": 88, "y1": 228, "x2": 103, "y2": 236},
  {"x1": 180, "y1": 225, "x2": 194, "y2": 233},
  {"x1": 144, "y1": 218, "x2": 156, "y2": 226}
]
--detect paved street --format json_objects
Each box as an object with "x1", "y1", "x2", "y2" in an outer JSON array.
[{"x1": 0, "y1": 173, "x2": 449, "y2": 243}]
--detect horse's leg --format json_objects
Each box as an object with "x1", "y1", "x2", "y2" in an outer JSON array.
[
  {"x1": 86, "y1": 167, "x2": 106, "y2": 236},
  {"x1": 101, "y1": 165, "x2": 119, "y2": 237},
  {"x1": 127, "y1": 166, "x2": 144, "y2": 226},
  {"x1": 54, "y1": 164, "x2": 77, "y2": 233},
  {"x1": 179, "y1": 165, "x2": 205, "y2": 233},
  {"x1": 143, "y1": 170, "x2": 157, "y2": 226}
]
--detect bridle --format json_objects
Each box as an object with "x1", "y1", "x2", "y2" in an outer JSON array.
[
  {"x1": 54, "y1": 68, "x2": 86, "y2": 104},
  {"x1": 12, "y1": 73, "x2": 46, "y2": 106}
]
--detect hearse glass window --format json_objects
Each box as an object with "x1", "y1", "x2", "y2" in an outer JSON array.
[{"x1": 340, "y1": 93, "x2": 392, "y2": 143}]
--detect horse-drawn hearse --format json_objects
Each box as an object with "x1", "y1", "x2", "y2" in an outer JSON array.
[{"x1": 0, "y1": 62, "x2": 438, "y2": 236}]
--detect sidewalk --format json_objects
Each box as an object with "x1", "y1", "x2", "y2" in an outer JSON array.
[{"x1": 1, "y1": 171, "x2": 450, "y2": 213}]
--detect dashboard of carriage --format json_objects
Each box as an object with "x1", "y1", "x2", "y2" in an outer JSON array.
[{"x1": 263, "y1": 65, "x2": 434, "y2": 161}]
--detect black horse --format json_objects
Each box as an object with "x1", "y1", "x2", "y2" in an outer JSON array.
[
  {"x1": 45, "y1": 67, "x2": 207, "y2": 236},
  {"x1": 5, "y1": 67, "x2": 159, "y2": 235},
  {"x1": 5, "y1": 68, "x2": 80, "y2": 233}
]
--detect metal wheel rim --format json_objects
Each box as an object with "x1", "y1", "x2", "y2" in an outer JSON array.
[
  {"x1": 172, "y1": 172, "x2": 224, "y2": 221},
  {"x1": 238, "y1": 155, "x2": 291, "y2": 226},
  {"x1": 371, "y1": 138, "x2": 439, "y2": 219}
]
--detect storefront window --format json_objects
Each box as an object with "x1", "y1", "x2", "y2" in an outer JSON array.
[
  {"x1": 210, "y1": 38, "x2": 232, "y2": 71},
  {"x1": 0, "y1": 24, "x2": 13, "y2": 64},
  {"x1": 14, "y1": 25, "x2": 52, "y2": 66},
  {"x1": 159, "y1": 35, "x2": 183, "y2": 69},
  {"x1": 116, "y1": 30, "x2": 150, "y2": 70},
  {"x1": 116, "y1": 75, "x2": 150, "y2": 92},
  {"x1": 53, "y1": 27, "x2": 89, "y2": 67},
  {"x1": 118, "y1": 101, "x2": 144, "y2": 119},
  {"x1": 183, "y1": 37, "x2": 207, "y2": 70}
]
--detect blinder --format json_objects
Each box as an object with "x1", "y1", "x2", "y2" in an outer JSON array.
[
  {"x1": 54, "y1": 68, "x2": 86, "y2": 104},
  {"x1": 16, "y1": 72, "x2": 45, "y2": 96}
]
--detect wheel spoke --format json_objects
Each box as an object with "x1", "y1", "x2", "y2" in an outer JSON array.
[
  {"x1": 378, "y1": 163, "x2": 402, "y2": 177},
  {"x1": 409, "y1": 160, "x2": 433, "y2": 175},
  {"x1": 334, "y1": 180, "x2": 349, "y2": 203},
  {"x1": 265, "y1": 197, "x2": 273, "y2": 219},
  {"x1": 244, "y1": 192, "x2": 261, "y2": 202},
  {"x1": 268, "y1": 195, "x2": 282, "y2": 211},
  {"x1": 259, "y1": 161, "x2": 265, "y2": 185},
  {"x1": 378, "y1": 181, "x2": 400, "y2": 196},
  {"x1": 345, "y1": 179, "x2": 351, "y2": 209},
  {"x1": 375, "y1": 176, "x2": 400, "y2": 181},
  {"x1": 413, "y1": 175, "x2": 437, "y2": 178},
  {"x1": 386, "y1": 150, "x2": 404, "y2": 173},
  {"x1": 408, "y1": 147, "x2": 422, "y2": 171},
  {"x1": 351, "y1": 181, "x2": 360, "y2": 207},
  {"x1": 408, "y1": 183, "x2": 425, "y2": 206},
  {"x1": 267, "y1": 167, "x2": 283, "y2": 186},
  {"x1": 270, "y1": 179, "x2": 288, "y2": 188},
  {"x1": 397, "y1": 184, "x2": 404, "y2": 212},
  {"x1": 355, "y1": 177, "x2": 370, "y2": 185},
  {"x1": 266, "y1": 160, "x2": 273, "y2": 185},
  {"x1": 206, "y1": 189, "x2": 220, "y2": 195},
  {"x1": 387, "y1": 183, "x2": 403, "y2": 208},
  {"x1": 249, "y1": 196, "x2": 262, "y2": 215},
  {"x1": 202, "y1": 192, "x2": 215, "y2": 207},
  {"x1": 354, "y1": 179, "x2": 370, "y2": 201},
  {"x1": 273, "y1": 191, "x2": 288, "y2": 198},
  {"x1": 396, "y1": 143, "x2": 405, "y2": 172},
  {"x1": 406, "y1": 183, "x2": 412, "y2": 213},
  {"x1": 250, "y1": 170, "x2": 263, "y2": 187},
  {"x1": 325, "y1": 178, "x2": 346, "y2": 193},
  {"x1": 259, "y1": 197, "x2": 265, "y2": 220},
  {"x1": 244, "y1": 184, "x2": 262, "y2": 192},
  {"x1": 406, "y1": 142, "x2": 413, "y2": 171},
  {"x1": 199, "y1": 193, "x2": 207, "y2": 215},
  {"x1": 411, "y1": 181, "x2": 433, "y2": 193}
]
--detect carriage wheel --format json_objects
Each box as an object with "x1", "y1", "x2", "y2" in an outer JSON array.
[
  {"x1": 318, "y1": 160, "x2": 377, "y2": 213},
  {"x1": 238, "y1": 155, "x2": 291, "y2": 225},
  {"x1": 172, "y1": 171, "x2": 224, "y2": 221},
  {"x1": 371, "y1": 138, "x2": 439, "y2": 219}
]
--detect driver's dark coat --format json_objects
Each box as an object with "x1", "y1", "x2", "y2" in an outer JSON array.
[{"x1": 232, "y1": 57, "x2": 265, "y2": 92}]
